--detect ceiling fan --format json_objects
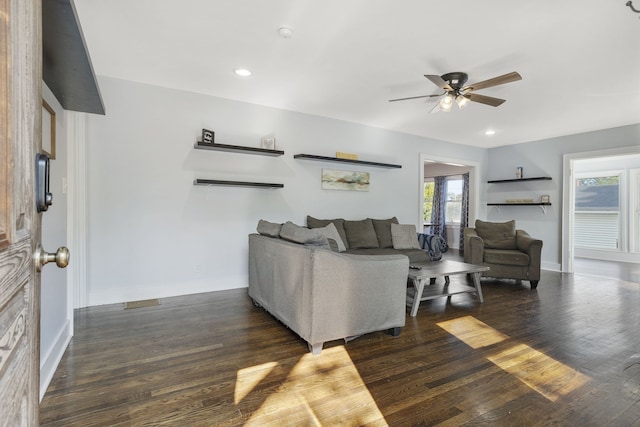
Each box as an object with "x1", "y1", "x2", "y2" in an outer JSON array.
[{"x1": 389, "y1": 71, "x2": 522, "y2": 113}]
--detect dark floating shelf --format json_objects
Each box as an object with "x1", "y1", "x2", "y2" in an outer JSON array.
[
  {"x1": 487, "y1": 177, "x2": 552, "y2": 183},
  {"x1": 293, "y1": 154, "x2": 401, "y2": 169},
  {"x1": 487, "y1": 203, "x2": 552, "y2": 206},
  {"x1": 194, "y1": 142, "x2": 284, "y2": 157},
  {"x1": 194, "y1": 179, "x2": 284, "y2": 189}
]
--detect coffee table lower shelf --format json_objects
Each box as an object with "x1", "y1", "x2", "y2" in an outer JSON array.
[{"x1": 406, "y1": 260, "x2": 488, "y2": 316}]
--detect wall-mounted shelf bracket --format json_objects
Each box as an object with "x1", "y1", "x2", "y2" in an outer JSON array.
[{"x1": 487, "y1": 202, "x2": 551, "y2": 214}]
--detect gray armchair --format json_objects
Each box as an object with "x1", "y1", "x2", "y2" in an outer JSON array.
[{"x1": 463, "y1": 219, "x2": 542, "y2": 289}]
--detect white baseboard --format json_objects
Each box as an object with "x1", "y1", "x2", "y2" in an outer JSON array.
[
  {"x1": 87, "y1": 276, "x2": 249, "y2": 307},
  {"x1": 542, "y1": 261, "x2": 562, "y2": 272},
  {"x1": 575, "y1": 248, "x2": 640, "y2": 263},
  {"x1": 40, "y1": 320, "x2": 72, "y2": 401}
]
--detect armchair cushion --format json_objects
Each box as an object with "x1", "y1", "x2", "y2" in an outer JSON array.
[
  {"x1": 475, "y1": 219, "x2": 517, "y2": 249},
  {"x1": 484, "y1": 249, "x2": 530, "y2": 267}
]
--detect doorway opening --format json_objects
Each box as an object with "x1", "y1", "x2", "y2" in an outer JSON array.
[
  {"x1": 419, "y1": 154, "x2": 480, "y2": 252},
  {"x1": 562, "y1": 147, "x2": 640, "y2": 274}
]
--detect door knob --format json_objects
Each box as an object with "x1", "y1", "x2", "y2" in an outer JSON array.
[{"x1": 35, "y1": 245, "x2": 70, "y2": 272}]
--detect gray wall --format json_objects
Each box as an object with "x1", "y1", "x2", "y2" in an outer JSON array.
[
  {"x1": 486, "y1": 125, "x2": 640, "y2": 269},
  {"x1": 84, "y1": 77, "x2": 486, "y2": 306},
  {"x1": 82, "y1": 77, "x2": 639, "y2": 305}
]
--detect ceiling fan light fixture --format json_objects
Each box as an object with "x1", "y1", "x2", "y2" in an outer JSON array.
[
  {"x1": 439, "y1": 93, "x2": 454, "y2": 111},
  {"x1": 456, "y1": 94, "x2": 470, "y2": 109}
]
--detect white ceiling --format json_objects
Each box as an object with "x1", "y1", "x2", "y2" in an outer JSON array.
[{"x1": 74, "y1": 0, "x2": 640, "y2": 148}]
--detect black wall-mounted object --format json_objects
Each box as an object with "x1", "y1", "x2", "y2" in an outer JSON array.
[{"x1": 36, "y1": 153, "x2": 53, "y2": 213}]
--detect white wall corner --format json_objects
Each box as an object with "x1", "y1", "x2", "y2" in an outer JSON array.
[
  {"x1": 39, "y1": 320, "x2": 72, "y2": 401},
  {"x1": 67, "y1": 112, "x2": 89, "y2": 309}
]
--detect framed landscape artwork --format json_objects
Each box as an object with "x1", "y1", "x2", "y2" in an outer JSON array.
[{"x1": 321, "y1": 169, "x2": 370, "y2": 192}]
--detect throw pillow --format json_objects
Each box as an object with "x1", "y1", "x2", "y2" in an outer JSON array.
[
  {"x1": 280, "y1": 221, "x2": 329, "y2": 247},
  {"x1": 371, "y1": 217, "x2": 399, "y2": 248},
  {"x1": 344, "y1": 218, "x2": 379, "y2": 249},
  {"x1": 391, "y1": 223, "x2": 421, "y2": 249},
  {"x1": 256, "y1": 219, "x2": 282, "y2": 237},
  {"x1": 475, "y1": 219, "x2": 517, "y2": 249},
  {"x1": 317, "y1": 222, "x2": 346, "y2": 252},
  {"x1": 306, "y1": 216, "x2": 349, "y2": 249}
]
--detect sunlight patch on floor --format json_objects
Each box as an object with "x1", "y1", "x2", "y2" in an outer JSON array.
[
  {"x1": 438, "y1": 316, "x2": 509, "y2": 348},
  {"x1": 437, "y1": 316, "x2": 590, "y2": 402},
  {"x1": 235, "y1": 361, "x2": 278, "y2": 404},
  {"x1": 487, "y1": 343, "x2": 590, "y2": 402},
  {"x1": 235, "y1": 346, "x2": 388, "y2": 426}
]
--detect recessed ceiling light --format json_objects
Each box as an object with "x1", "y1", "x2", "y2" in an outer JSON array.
[
  {"x1": 278, "y1": 26, "x2": 293, "y2": 38},
  {"x1": 234, "y1": 68, "x2": 252, "y2": 77},
  {"x1": 484, "y1": 129, "x2": 496, "y2": 136}
]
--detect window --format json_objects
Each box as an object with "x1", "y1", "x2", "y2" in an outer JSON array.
[
  {"x1": 424, "y1": 176, "x2": 463, "y2": 224},
  {"x1": 423, "y1": 180, "x2": 434, "y2": 221},
  {"x1": 574, "y1": 174, "x2": 620, "y2": 250},
  {"x1": 445, "y1": 178, "x2": 463, "y2": 224}
]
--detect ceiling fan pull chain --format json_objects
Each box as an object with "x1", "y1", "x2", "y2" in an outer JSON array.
[{"x1": 627, "y1": 1, "x2": 640, "y2": 16}]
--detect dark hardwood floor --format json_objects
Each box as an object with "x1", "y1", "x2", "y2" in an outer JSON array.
[{"x1": 40, "y1": 266, "x2": 640, "y2": 426}]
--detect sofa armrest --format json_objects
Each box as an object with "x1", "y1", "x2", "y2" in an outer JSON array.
[
  {"x1": 516, "y1": 230, "x2": 543, "y2": 279},
  {"x1": 307, "y1": 250, "x2": 409, "y2": 345},
  {"x1": 463, "y1": 228, "x2": 484, "y2": 264},
  {"x1": 516, "y1": 230, "x2": 543, "y2": 256}
]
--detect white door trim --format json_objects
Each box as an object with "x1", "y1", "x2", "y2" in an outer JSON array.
[{"x1": 562, "y1": 145, "x2": 640, "y2": 272}]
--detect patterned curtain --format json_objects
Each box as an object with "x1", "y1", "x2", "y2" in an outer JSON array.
[
  {"x1": 459, "y1": 172, "x2": 470, "y2": 252},
  {"x1": 430, "y1": 176, "x2": 447, "y2": 243}
]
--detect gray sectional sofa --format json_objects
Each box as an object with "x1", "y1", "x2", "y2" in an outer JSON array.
[{"x1": 248, "y1": 216, "x2": 431, "y2": 354}]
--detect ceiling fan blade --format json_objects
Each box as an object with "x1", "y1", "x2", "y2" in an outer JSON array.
[
  {"x1": 462, "y1": 71, "x2": 522, "y2": 92},
  {"x1": 388, "y1": 93, "x2": 444, "y2": 102},
  {"x1": 465, "y1": 93, "x2": 506, "y2": 107},
  {"x1": 425, "y1": 74, "x2": 453, "y2": 91}
]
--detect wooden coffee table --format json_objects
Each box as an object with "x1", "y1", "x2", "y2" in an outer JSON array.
[{"x1": 406, "y1": 260, "x2": 489, "y2": 316}]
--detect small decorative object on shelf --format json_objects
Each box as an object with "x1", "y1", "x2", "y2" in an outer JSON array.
[
  {"x1": 506, "y1": 198, "x2": 534, "y2": 204},
  {"x1": 336, "y1": 151, "x2": 358, "y2": 160},
  {"x1": 261, "y1": 136, "x2": 276, "y2": 150},
  {"x1": 202, "y1": 128, "x2": 214, "y2": 144},
  {"x1": 516, "y1": 166, "x2": 523, "y2": 179},
  {"x1": 540, "y1": 195, "x2": 550, "y2": 203}
]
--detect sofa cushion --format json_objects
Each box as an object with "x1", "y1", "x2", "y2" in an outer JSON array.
[
  {"x1": 306, "y1": 216, "x2": 349, "y2": 249},
  {"x1": 345, "y1": 248, "x2": 429, "y2": 263},
  {"x1": 484, "y1": 248, "x2": 530, "y2": 266},
  {"x1": 391, "y1": 223, "x2": 421, "y2": 249},
  {"x1": 371, "y1": 217, "x2": 399, "y2": 248},
  {"x1": 256, "y1": 219, "x2": 282, "y2": 237},
  {"x1": 280, "y1": 221, "x2": 329, "y2": 247},
  {"x1": 317, "y1": 222, "x2": 346, "y2": 252},
  {"x1": 475, "y1": 219, "x2": 517, "y2": 250},
  {"x1": 344, "y1": 218, "x2": 379, "y2": 249}
]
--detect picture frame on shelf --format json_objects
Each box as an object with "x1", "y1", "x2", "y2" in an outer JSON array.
[
  {"x1": 42, "y1": 100, "x2": 56, "y2": 159},
  {"x1": 540, "y1": 195, "x2": 550, "y2": 203},
  {"x1": 261, "y1": 136, "x2": 275, "y2": 150},
  {"x1": 202, "y1": 128, "x2": 214, "y2": 144}
]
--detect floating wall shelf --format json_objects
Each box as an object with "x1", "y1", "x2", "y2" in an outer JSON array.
[
  {"x1": 293, "y1": 154, "x2": 401, "y2": 169},
  {"x1": 487, "y1": 177, "x2": 552, "y2": 183},
  {"x1": 194, "y1": 179, "x2": 284, "y2": 189},
  {"x1": 194, "y1": 142, "x2": 284, "y2": 157}
]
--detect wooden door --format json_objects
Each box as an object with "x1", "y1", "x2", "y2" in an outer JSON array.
[{"x1": 0, "y1": 0, "x2": 42, "y2": 424}]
